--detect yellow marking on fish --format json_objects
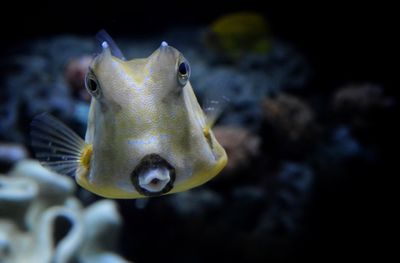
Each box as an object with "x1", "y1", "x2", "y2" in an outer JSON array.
[
  {"x1": 203, "y1": 126, "x2": 213, "y2": 149},
  {"x1": 203, "y1": 126, "x2": 210, "y2": 138},
  {"x1": 80, "y1": 144, "x2": 92, "y2": 170}
]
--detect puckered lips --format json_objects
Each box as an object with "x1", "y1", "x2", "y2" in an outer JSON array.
[{"x1": 131, "y1": 154, "x2": 176, "y2": 197}]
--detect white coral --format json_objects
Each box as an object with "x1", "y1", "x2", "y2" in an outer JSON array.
[{"x1": 0, "y1": 159, "x2": 130, "y2": 263}]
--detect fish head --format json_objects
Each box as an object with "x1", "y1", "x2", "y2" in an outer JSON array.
[{"x1": 78, "y1": 40, "x2": 227, "y2": 198}]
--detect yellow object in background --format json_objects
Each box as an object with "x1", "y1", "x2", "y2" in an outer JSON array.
[{"x1": 206, "y1": 12, "x2": 271, "y2": 59}]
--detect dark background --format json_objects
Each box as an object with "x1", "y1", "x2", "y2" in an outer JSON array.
[
  {"x1": 1, "y1": 1, "x2": 396, "y2": 261},
  {"x1": 1, "y1": 1, "x2": 396, "y2": 93}
]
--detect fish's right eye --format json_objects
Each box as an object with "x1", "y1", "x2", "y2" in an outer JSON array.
[
  {"x1": 177, "y1": 60, "x2": 190, "y2": 86},
  {"x1": 85, "y1": 72, "x2": 101, "y2": 98}
]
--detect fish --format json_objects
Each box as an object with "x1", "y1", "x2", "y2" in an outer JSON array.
[{"x1": 31, "y1": 31, "x2": 228, "y2": 199}]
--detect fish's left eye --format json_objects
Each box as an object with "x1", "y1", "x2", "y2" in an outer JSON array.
[{"x1": 177, "y1": 61, "x2": 190, "y2": 86}]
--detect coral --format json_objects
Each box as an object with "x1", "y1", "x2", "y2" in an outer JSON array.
[{"x1": 0, "y1": 160, "x2": 129, "y2": 263}]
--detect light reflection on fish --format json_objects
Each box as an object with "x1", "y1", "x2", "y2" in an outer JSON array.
[{"x1": 31, "y1": 31, "x2": 227, "y2": 199}]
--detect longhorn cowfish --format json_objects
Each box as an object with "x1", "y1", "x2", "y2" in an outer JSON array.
[{"x1": 31, "y1": 31, "x2": 227, "y2": 198}]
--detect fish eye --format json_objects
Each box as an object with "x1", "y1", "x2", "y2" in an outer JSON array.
[
  {"x1": 85, "y1": 71, "x2": 101, "y2": 97},
  {"x1": 177, "y1": 61, "x2": 190, "y2": 86}
]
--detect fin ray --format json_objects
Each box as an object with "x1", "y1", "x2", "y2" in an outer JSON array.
[
  {"x1": 41, "y1": 160, "x2": 80, "y2": 165},
  {"x1": 33, "y1": 115, "x2": 83, "y2": 145},
  {"x1": 31, "y1": 141, "x2": 82, "y2": 156},
  {"x1": 31, "y1": 125, "x2": 83, "y2": 149},
  {"x1": 203, "y1": 95, "x2": 230, "y2": 128},
  {"x1": 31, "y1": 113, "x2": 85, "y2": 178},
  {"x1": 31, "y1": 131, "x2": 83, "y2": 154},
  {"x1": 35, "y1": 153, "x2": 80, "y2": 160}
]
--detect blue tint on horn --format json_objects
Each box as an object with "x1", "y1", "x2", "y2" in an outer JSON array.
[{"x1": 96, "y1": 30, "x2": 126, "y2": 60}]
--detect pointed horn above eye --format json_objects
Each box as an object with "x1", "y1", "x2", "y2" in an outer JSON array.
[{"x1": 96, "y1": 30, "x2": 126, "y2": 60}]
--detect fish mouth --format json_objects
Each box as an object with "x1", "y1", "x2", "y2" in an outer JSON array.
[{"x1": 131, "y1": 154, "x2": 176, "y2": 197}]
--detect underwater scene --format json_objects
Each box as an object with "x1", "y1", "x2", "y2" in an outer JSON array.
[{"x1": 0, "y1": 2, "x2": 395, "y2": 263}]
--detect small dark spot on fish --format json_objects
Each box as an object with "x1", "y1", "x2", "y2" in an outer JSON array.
[{"x1": 150, "y1": 178, "x2": 160, "y2": 185}]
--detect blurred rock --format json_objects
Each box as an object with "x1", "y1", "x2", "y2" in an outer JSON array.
[
  {"x1": 194, "y1": 67, "x2": 265, "y2": 130},
  {"x1": 330, "y1": 125, "x2": 363, "y2": 158},
  {"x1": 0, "y1": 36, "x2": 94, "y2": 143},
  {"x1": 262, "y1": 94, "x2": 315, "y2": 142},
  {"x1": 261, "y1": 94, "x2": 318, "y2": 160},
  {"x1": 167, "y1": 189, "x2": 224, "y2": 217},
  {"x1": 332, "y1": 83, "x2": 395, "y2": 128},
  {"x1": 333, "y1": 84, "x2": 393, "y2": 112},
  {"x1": 314, "y1": 124, "x2": 374, "y2": 176},
  {"x1": 193, "y1": 39, "x2": 312, "y2": 130},
  {"x1": 253, "y1": 162, "x2": 313, "y2": 236},
  {"x1": 64, "y1": 55, "x2": 92, "y2": 101},
  {"x1": 213, "y1": 126, "x2": 261, "y2": 174}
]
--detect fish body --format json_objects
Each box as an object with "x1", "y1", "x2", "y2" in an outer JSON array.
[{"x1": 31, "y1": 33, "x2": 227, "y2": 199}]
